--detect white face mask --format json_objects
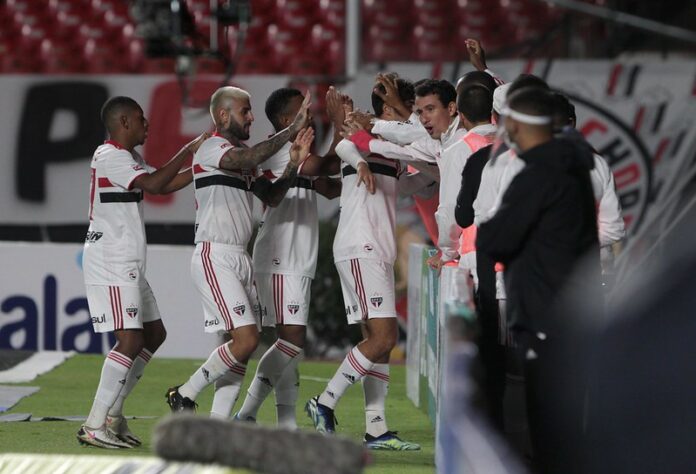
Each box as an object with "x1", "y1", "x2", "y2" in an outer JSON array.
[{"x1": 495, "y1": 119, "x2": 520, "y2": 154}]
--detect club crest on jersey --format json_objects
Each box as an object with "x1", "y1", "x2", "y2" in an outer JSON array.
[
  {"x1": 287, "y1": 303, "x2": 300, "y2": 315},
  {"x1": 364, "y1": 244, "x2": 374, "y2": 252},
  {"x1": 125, "y1": 305, "x2": 138, "y2": 318},
  {"x1": 370, "y1": 295, "x2": 383, "y2": 308},
  {"x1": 233, "y1": 304, "x2": 246, "y2": 316}
]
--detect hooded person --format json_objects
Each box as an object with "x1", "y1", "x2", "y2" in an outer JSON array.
[{"x1": 477, "y1": 86, "x2": 600, "y2": 474}]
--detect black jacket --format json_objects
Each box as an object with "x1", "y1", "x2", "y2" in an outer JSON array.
[
  {"x1": 477, "y1": 137, "x2": 600, "y2": 337},
  {"x1": 455, "y1": 144, "x2": 493, "y2": 228}
]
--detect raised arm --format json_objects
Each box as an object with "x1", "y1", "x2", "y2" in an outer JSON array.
[
  {"x1": 220, "y1": 92, "x2": 311, "y2": 171},
  {"x1": 132, "y1": 132, "x2": 208, "y2": 195},
  {"x1": 253, "y1": 127, "x2": 314, "y2": 207},
  {"x1": 373, "y1": 73, "x2": 412, "y2": 120},
  {"x1": 299, "y1": 87, "x2": 350, "y2": 177}
]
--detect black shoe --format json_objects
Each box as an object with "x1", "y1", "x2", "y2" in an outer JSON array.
[{"x1": 165, "y1": 386, "x2": 197, "y2": 413}]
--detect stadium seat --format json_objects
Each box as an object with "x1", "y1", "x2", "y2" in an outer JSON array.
[
  {"x1": 41, "y1": 38, "x2": 85, "y2": 73},
  {"x1": 195, "y1": 56, "x2": 227, "y2": 74},
  {"x1": 234, "y1": 53, "x2": 277, "y2": 74},
  {"x1": 54, "y1": 10, "x2": 83, "y2": 41},
  {"x1": 319, "y1": 0, "x2": 345, "y2": 32},
  {"x1": 83, "y1": 39, "x2": 127, "y2": 74},
  {"x1": 413, "y1": 25, "x2": 454, "y2": 62},
  {"x1": 275, "y1": 0, "x2": 317, "y2": 34}
]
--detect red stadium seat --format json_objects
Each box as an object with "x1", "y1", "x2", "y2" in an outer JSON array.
[
  {"x1": 90, "y1": 0, "x2": 130, "y2": 16},
  {"x1": 413, "y1": 25, "x2": 455, "y2": 62},
  {"x1": 275, "y1": 0, "x2": 317, "y2": 34},
  {"x1": 102, "y1": 9, "x2": 133, "y2": 40},
  {"x1": 17, "y1": 24, "x2": 48, "y2": 55},
  {"x1": 54, "y1": 10, "x2": 83, "y2": 42},
  {"x1": 41, "y1": 38, "x2": 85, "y2": 73},
  {"x1": 324, "y1": 39, "x2": 345, "y2": 76},
  {"x1": 319, "y1": 0, "x2": 345, "y2": 32},
  {"x1": 196, "y1": 56, "x2": 226, "y2": 74},
  {"x1": 234, "y1": 53, "x2": 277, "y2": 74},
  {"x1": 455, "y1": 23, "x2": 508, "y2": 54},
  {"x1": 83, "y1": 39, "x2": 127, "y2": 73}
]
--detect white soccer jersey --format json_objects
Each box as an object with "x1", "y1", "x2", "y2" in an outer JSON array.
[
  {"x1": 482, "y1": 150, "x2": 625, "y2": 247},
  {"x1": 436, "y1": 123, "x2": 498, "y2": 262},
  {"x1": 252, "y1": 142, "x2": 319, "y2": 278},
  {"x1": 193, "y1": 134, "x2": 256, "y2": 246},
  {"x1": 333, "y1": 140, "x2": 400, "y2": 264},
  {"x1": 591, "y1": 154, "x2": 626, "y2": 246},
  {"x1": 372, "y1": 112, "x2": 429, "y2": 145},
  {"x1": 83, "y1": 140, "x2": 151, "y2": 286}
]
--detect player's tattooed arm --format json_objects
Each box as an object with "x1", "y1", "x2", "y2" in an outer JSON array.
[
  {"x1": 134, "y1": 132, "x2": 208, "y2": 194},
  {"x1": 253, "y1": 127, "x2": 314, "y2": 207},
  {"x1": 220, "y1": 92, "x2": 311, "y2": 171}
]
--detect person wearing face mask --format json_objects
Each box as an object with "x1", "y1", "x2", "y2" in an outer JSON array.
[{"x1": 477, "y1": 86, "x2": 600, "y2": 474}]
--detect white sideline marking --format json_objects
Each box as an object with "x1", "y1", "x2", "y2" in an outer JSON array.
[{"x1": 0, "y1": 351, "x2": 75, "y2": 383}]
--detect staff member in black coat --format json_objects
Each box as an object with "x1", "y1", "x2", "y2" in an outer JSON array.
[{"x1": 477, "y1": 87, "x2": 600, "y2": 473}]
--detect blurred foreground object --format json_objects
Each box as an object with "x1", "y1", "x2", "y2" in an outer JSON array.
[{"x1": 153, "y1": 414, "x2": 367, "y2": 474}]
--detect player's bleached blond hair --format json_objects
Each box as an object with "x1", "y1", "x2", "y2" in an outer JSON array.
[{"x1": 209, "y1": 86, "x2": 251, "y2": 125}]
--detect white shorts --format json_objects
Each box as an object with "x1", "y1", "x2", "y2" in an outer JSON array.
[
  {"x1": 335, "y1": 258, "x2": 396, "y2": 325},
  {"x1": 256, "y1": 273, "x2": 311, "y2": 327},
  {"x1": 86, "y1": 280, "x2": 161, "y2": 333},
  {"x1": 191, "y1": 241, "x2": 260, "y2": 333}
]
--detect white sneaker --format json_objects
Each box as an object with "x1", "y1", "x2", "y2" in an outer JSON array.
[
  {"x1": 106, "y1": 415, "x2": 142, "y2": 447},
  {"x1": 77, "y1": 424, "x2": 133, "y2": 449}
]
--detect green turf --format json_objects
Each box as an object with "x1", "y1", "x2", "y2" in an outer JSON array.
[{"x1": 0, "y1": 355, "x2": 435, "y2": 474}]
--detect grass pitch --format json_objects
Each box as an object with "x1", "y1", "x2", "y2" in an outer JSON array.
[{"x1": 0, "y1": 354, "x2": 435, "y2": 474}]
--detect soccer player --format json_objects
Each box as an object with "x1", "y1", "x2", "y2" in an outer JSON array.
[
  {"x1": 165, "y1": 86, "x2": 314, "y2": 413},
  {"x1": 305, "y1": 79, "x2": 420, "y2": 451},
  {"x1": 348, "y1": 79, "x2": 496, "y2": 277},
  {"x1": 232, "y1": 87, "x2": 342, "y2": 427},
  {"x1": 78, "y1": 96, "x2": 208, "y2": 448}
]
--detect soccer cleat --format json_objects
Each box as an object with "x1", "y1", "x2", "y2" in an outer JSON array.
[
  {"x1": 106, "y1": 415, "x2": 142, "y2": 447},
  {"x1": 364, "y1": 431, "x2": 421, "y2": 451},
  {"x1": 77, "y1": 424, "x2": 133, "y2": 449},
  {"x1": 165, "y1": 386, "x2": 197, "y2": 413},
  {"x1": 233, "y1": 412, "x2": 256, "y2": 423},
  {"x1": 304, "y1": 396, "x2": 337, "y2": 433}
]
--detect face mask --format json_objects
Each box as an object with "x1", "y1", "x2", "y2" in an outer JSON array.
[
  {"x1": 503, "y1": 131, "x2": 520, "y2": 154},
  {"x1": 494, "y1": 119, "x2": 520, "y2": 155}
]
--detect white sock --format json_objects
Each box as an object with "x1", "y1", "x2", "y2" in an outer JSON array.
[
  {"x1": 237, "y1": 339, "x2": 302, "y2": 420},
  {"x1": 318, "y1": 346, "x2": 374, "y2": 410},
  {"x1": 85, "y1": 350, "x2": 133, "y2": 428},
  {"x1": 108, "y1": 349, "x2": 152, "y2": 418},
  {"x1": 364, "y1": 363, "x2": 390, "y2": 437},
  {"x1": 210, "y1": 369, "x2": 246, "y2": 419},
  {"x1": 179, "y1": 343, "x2": 245, "y2": 401},
  {"x1": 275, "y1": 352, "x2": 302, "y2": 429}
]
